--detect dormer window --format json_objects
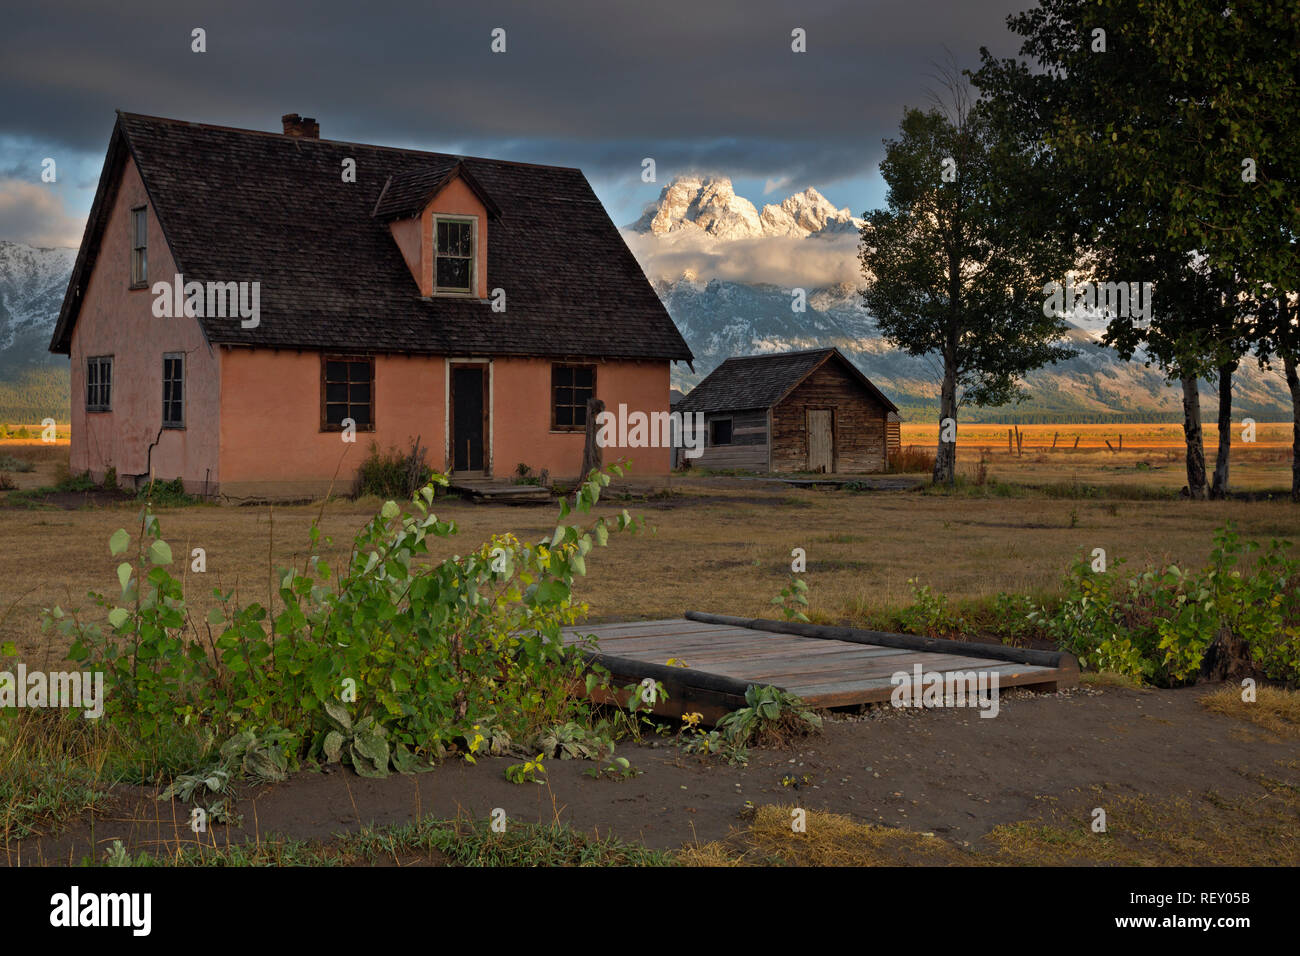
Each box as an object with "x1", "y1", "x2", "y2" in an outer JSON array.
[{"x1": 434, "y1": 216, "x2": 475, "y2": 295}]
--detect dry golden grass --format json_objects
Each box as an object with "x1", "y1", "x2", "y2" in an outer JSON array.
[
  {"x1": 1199, "y1": 685, "x2": 1300, "y2": 739},
  {"x1": 678, "y1": 805, "x2": 975, "y2": 866},
  {"x1": 901, "y1": 421, "x2": 1295, "y2": 491},
  {"x1": 981, "y1": 782, "x2": 1300, "y2": 866},
  {"x1": 902, "y1": 420, "x2": 1294, "y2": 449},
  {"x1": 0, "y1": 439, "x2": 72, "y2": 491},
  {"x1": 680, "y1": 782, "x2": 1300, "y2": 866},
  {"x1": 4, "y1": 472, "x2": 1300, "y2": 665}
]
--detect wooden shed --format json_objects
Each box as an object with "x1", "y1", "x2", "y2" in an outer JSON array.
[{"x1": 675, "y1": 347, "x2": 900, "y2": 473}]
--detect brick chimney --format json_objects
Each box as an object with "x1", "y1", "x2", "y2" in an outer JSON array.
[{"x1": 281, "y1": 113, "x2": 320, "y2": 138}]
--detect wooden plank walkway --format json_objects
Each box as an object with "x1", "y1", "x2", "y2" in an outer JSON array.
[{"x1": 561, "y1": 612, "x2": 1078, "y2": 723}]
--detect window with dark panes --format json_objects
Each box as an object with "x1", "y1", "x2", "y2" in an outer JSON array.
[
  {"x1": 710, "y1": 418, "x2": 733, "y2": 446},
  {"x1": 551, "y1": 364, "x2": 595, "y2": 430},
  {"x1": 130, "y1": 207, "x2": 148, "y2": 287},
  {"x1": 434, "y1": 217, "x2": 473, "y2": 293},
  {"x1": 162, "y1": 353, "x2": 184, "y2": 428},
  {"x1": 86, "y1": 356, "x2": 113, "y2": 411},
  {"x1": 322, "y1": 356, "x2": 374, "y2": 430}
]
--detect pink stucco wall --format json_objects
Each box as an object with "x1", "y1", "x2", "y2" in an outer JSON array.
[
  {"x1": 217, "y1": 351, "x2": 671, "y2": 496},
  {"x1": 69, "y1": 156, "x2": 220, "y2": 491},
  {"x1": 218, "y1": 348, "x2": 443, "y2": 497},
  {"x1": 491, "y1": 357, "x2": 672, "y2": 478}
]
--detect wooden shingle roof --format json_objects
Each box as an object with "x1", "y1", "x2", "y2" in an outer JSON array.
[
  {"x1": 676, "y1": 347, "x2": 898, "y2": 414},
  {"x1": 50, "y1": 112, "x2": 692, "y2": 362}
]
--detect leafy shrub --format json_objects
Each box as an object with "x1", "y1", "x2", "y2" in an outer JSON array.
[
  {"x1": 54, "y1": 470, "x2": 96, "y2": 492},
  {"x1": 898, "y1": 579, "x2": 965, "y2": 639},
  {"x1": 513, "y1": 463, "x2": 550, "y2": 487},
  {"x1": 1030, "y1": 523, "x2": 1300, "y2": 685},
  {"x1": 355, "y1": 440, "x2": 432, "y2": 499},
  {"x1": 137, "y1": 477, "x2": 197, "y2": 505},
  {"x1": 0, "y1": 473, "x2": 14, "y2": 491},
  {"x1": 715, "y1": 685, "x2": 822, "y2": 748},
  {"x1": 46, "y1": 465, "x2": 643, "y2": 778},
  {"x1": 0, "y1": 454, "x2": 35, "y2": 473}
]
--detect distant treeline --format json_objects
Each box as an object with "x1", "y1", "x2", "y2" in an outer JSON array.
[{"x1": 0, "y1": 367, "x2": 70, "y2": 424}]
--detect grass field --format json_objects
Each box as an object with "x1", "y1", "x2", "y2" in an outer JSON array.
[
  {"x1": 2, "y1": 436, "x2": 1297, "y2": 665},
  {"x1": 3, "y1": 437, "x2": 1298, "y2": 868},
  {"x1": 897, "y1": 420, "x2": 1294, "y2": 491}
]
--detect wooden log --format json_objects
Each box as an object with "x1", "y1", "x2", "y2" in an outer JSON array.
[{"x1": 684, "y1": 611, "x2": 1080, "y2": 673}]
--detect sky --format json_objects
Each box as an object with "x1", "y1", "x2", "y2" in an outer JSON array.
[{"x1": 0, "y1": 0, "x2": 1026, "y2": 248}]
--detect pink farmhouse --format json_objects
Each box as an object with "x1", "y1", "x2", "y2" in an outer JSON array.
[{"x1": 50, "y1": 112, "x2": 693, "y2": 498}]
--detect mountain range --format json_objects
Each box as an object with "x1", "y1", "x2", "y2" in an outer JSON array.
[
  {"x1": 0, "y1": 174, "x2": 1292, "y2": 424},
  {"x1": 0, "y1": 240, "x2": 76, "y2": 421},
  {"x1": 627, "y1": 176, "x2": 1293, "y2": 423}
]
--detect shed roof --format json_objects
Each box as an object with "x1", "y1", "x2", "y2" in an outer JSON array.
[{"x1": 675, "y1": 347, "x2": 899, "y2": 415}]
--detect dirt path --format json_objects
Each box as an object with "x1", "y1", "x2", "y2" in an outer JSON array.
[{"x1": 11, "y1": 682, "x2": 1295, "y2": 865}]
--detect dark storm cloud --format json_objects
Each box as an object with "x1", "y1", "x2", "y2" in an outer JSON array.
[{"x1": 0, "y1": 0, "x2": 1023, "y2": 186}]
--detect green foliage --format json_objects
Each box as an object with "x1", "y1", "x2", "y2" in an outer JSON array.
[
  {"x1": 715, "y1": 685, "x2": 823, "y2": 749},
  {"x1": 504, "y1": 754, "x2": 547, "y2": 784},
  {"x1": 898, "y1": 579, "x2": 965, "y2": 639},
  {"x1": 771, "y1": 576, "x2": 809, "y2": 622},
  {"x1": 138, "y1": 477, "x2": 196, "y2": 505},
  {"x1": 1031, "y1": 523, "x2": 1300, "y2": 684},
  {"x1": 54, "y1": 470, "x2": 95, "y2": 492},
  {"x1": 46, "y1": 464, "x2": 644, "y2": 782},
  {"x1": 533, "y1": 721, "x2": 613, "y2": 761},
  {"x1": 355, "y1": 440, "x2": 433, "y2": 499},
  {"x1": 513, "y1": 463, "x2": 549, "y2": 487},
  {"x1": 0, "y1": 454, "x2": 35, "y2": 473},
  {"x1": 584, "y1": 755, "x2": 640, "y2": 781}
]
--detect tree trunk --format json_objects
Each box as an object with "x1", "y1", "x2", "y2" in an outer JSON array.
[
  {"x1": 580, "y1": 397, "x2": 605, "y2": 482},
  {"x1": 1180, "y1": 375, "x2": 1208, "y2": 500},
  {"x1": 1209, "y1": 363, "x2": 1234, "y2": 499},
  {"x1": 933, "y1": 361, "x2": 957, "y2": 485},
  {"x1": 1285, "y1": 352, "x2": 1300, "y2": 503}
]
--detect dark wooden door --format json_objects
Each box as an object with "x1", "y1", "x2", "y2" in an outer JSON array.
[{"x1": 451, "y1": 365, "x2": 485, "y2": 473}]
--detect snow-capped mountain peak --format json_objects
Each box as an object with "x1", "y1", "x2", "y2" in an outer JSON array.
[{"x1": 629, "y1": 176, "x2": 861, "y2": 241}]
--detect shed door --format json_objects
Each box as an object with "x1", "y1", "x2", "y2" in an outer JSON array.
[{"x1": 807, "y1": 409, "x2": 834, "y2": 473}]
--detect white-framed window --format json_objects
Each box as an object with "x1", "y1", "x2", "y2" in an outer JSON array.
[
  {"x1": 86, "y1": 355, "x2": 113, "y2": 411},
  {"x1": 162, "y1": 353, "x2": 185, "y2": 428},
  {"x1": 433, "y1": 216, "x2": 475, "y2": 294},
  {"x1": 130, "y1": 207, "x2": 148, "y2": 287}
]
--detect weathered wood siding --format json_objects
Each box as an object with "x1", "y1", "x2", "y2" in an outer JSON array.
[
  {"x1": 686, "y1": 407, "x2": 769, "y2": 470},
  {"x1": 770, "y1": 361, "x2": 889, "y2": 473},
  {"x1": 886, "y1": 412, "x2": 901, "y2": 456}
]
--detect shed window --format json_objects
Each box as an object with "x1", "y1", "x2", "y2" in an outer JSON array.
[
  {"x1": 710, "y1": 418, "x2": 733, "y2": 446},
  {"x1": 552, "y1": 364, "x2": 595, "y2": 430},
  {"x1": 162, "y1": 353, "x2": 185, "y2": 428},
  {"x1": 434, "y1": 217, "x2": 474, "y2": 294},
  {"x1": 86, "y1": 355, "x2": 113, "y2": 411},
  {"x1": 130, "y1": 207, "x2": 148, "y2": 287},
  {"x1": 322, "y1": 356, "x2": 375, "y2": 430}
]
